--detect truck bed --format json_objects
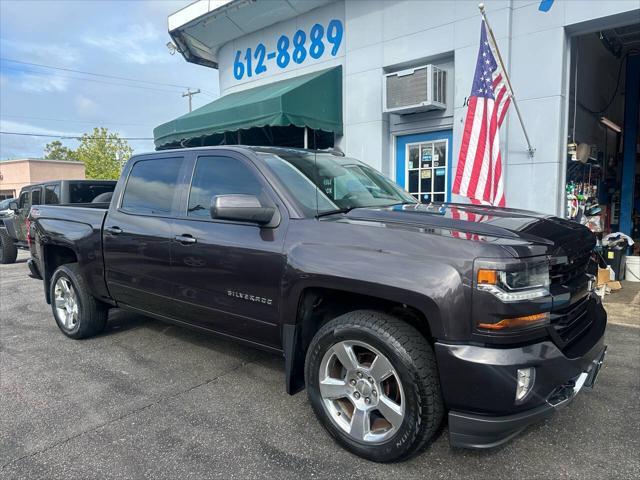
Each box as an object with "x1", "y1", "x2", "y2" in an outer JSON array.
[
  {"x1": 30, "y1": 204, "x2": 110, "y2": 305},
  {"x1": 31, "y1": 204, "x2": 108, "y2": 228}
]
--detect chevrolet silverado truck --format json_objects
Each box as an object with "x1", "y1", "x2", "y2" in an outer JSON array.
[
  {"x1": 28, "y1": 146, "x2": 607, "y2": 462},
  {"x1": 0, "y1": 179, "x2": 115, "y2": 265}
]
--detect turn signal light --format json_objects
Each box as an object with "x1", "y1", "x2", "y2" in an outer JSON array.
[
  {"x1": 477, "y1": 269, "x2": 498, "y2": 285},
  {"x1": 478, "y1": 312, "x2": 549, "y2": 331}
]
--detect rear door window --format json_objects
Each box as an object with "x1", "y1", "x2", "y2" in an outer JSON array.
[
  {"x1": 68, "y1": 182, "x2": 116, "y2": 203},
  {"x1": 121, "y1": 157, "x2": 183, "y2": 215},
  {"x1": 45, "y1": 184, "x2": 60, "y2": 204},
  {"x1": 31, "y1": 187, "x2": 42, "y2": 206}
]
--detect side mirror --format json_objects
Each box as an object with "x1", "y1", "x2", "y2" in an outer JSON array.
[
  {"x1": 9, "y1": 201, "x2": 18, "y2": 211},
  {"x1": 210, "y1": 194, "x2": 276, "y2": 226}
]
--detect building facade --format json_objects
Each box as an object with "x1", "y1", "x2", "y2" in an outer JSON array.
[
  {"x1": 160, "y1": 0, "x2": 639, "y2": 225},
  {"x1": 0, "y1": 159, "x2": 86, "y2": 199}
]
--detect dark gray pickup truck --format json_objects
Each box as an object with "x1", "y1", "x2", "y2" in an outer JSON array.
[{"x1": 28, "y1": 146, "x2": 607, "y2": 462}]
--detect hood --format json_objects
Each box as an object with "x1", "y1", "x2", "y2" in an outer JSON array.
[{"x1": 339, "y1": 203, "x2": 594, "y2": 254}]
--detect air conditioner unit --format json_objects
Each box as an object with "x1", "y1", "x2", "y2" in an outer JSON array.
[{"x1": 383, "y1": 64, "x2": 447, "y2": 114}]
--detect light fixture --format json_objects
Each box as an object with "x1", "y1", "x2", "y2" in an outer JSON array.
[
  {"x1": 166, "y1": 41, "x2": 178, "y2": 55},
  {"x1": 600, "y1": 117, "x2": 622, "y2": 133},
  {"x1": 515, "y1": 367, "x2": 535, "y2": 403}
]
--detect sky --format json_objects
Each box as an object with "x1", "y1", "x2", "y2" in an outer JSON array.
[{"x1": 0, "y1": 0, "x2": 220, "y2": 159}]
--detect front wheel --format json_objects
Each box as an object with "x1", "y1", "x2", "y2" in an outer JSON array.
[
  {"x1": 0, "y1": 228, "x2": 18, "y2": 264},
  {"x1": 50, "y1": 263, "x2": 108, "y2": 339},
  {"x1": 304, "y1": 310, "x2": 443, "y2": 462}
]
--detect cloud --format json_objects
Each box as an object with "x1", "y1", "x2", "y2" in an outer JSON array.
[
  {"x1": 0, "y1": 0, "x2": 218, "y2": 160},
  {"x1": 1, "y1": 38, "x2": 80, "y2": 65},
  {"x1": 0, "y1": 120, "x2": 80, "y2": 160},
  {"x1": 74, "y1": 94, "x2": 99, "y2": 116},
  {"x1": 0, "y1": 119, "x2": 80, "y2": 137},
  {"x1": 82, "y1": 22, "x2": 170, "y2": 64},
  {"x1": 17, "y1": 73, "x2": 69, "y2": 93}
]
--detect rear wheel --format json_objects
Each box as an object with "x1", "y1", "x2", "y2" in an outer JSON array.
[
  {"x1": 50, "y1": 263, "x2": 108, "y2": 339},
  {"x1": 0, "y1": 228, "x2": 18, "y2": 264},
  {"x1": 305, "y1": 310, "x2": 443, "y2": 462}
]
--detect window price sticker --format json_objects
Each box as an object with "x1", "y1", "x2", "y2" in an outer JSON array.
[{"x1": 233, "y1": 19, "x2": 344, "y2": 80}]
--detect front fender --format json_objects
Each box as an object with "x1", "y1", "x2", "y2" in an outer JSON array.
[
  {"x1": 279, "y1": 243, "x2": 471, "y2": 395},
  {"x1": 282, "y1": 243, "x2": 473, "y2": 340}
]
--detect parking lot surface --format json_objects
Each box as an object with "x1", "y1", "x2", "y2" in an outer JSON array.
[{"x1": 1, "y1": 252, "x2": 639, "y2": 480}]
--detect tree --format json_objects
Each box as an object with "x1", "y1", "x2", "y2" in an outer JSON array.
[
  {"x1": 75, "y1": 127, "x2": 133, "y2": 180},
  {"x1": 44, "y1": 140, "x2": 78, "y2": 162}
]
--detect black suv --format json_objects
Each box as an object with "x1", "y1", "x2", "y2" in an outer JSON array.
[{"x1": 0, "y1": 179, "x2": 115, "y2": 264}]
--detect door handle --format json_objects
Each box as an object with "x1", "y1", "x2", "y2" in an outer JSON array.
[
  {"x1": 174, "y1": 234, "x2": 197, "y2": 244},
  {"x1": 106, "y1": 226, "x2": 122, "y2": 235}
]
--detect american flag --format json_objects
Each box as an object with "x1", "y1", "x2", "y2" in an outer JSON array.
[{"x1": 452, "y1": 20, "x2": 511, "y2": 207}]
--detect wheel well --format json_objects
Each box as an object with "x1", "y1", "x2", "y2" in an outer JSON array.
[
  {"x1": 284, "y1": 287, "x2": 433, "y2": 394},
  {"x1": 299, "y1": 287, "x2": 432, "y2": 344},
  {"x1": 43, "y1": 245, "x2": 78, "y2": 303}
]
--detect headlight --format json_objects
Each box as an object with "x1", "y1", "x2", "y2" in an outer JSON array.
[{"x1": 476, "y1": 260, "x2": 550, "y2": 302}]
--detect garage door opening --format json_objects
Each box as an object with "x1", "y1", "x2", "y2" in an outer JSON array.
[{"x1": 566, "y1": 24, "x2": 639, "y2": 254}]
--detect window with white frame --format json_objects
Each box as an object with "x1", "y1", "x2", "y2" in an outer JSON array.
[{"x1": 405, "y1": 140, "x2": 448, "y2": 203}]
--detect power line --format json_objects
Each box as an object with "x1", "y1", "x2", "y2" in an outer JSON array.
[
  {"x1": 0, "y1": 131, "x2": 153, "y2": 141},
  {"x1": 1, "y1": 65, "x2": 192, "y2": 95},
  {"x1": 1, "y1": 114, "x2": 153, "y2": 128},
  {"x1": 1, "y1": 57, "x2": 218, "y2": 98},
  {"x1": 2, "y1": 57, "x2": 192, "y2": 90}
]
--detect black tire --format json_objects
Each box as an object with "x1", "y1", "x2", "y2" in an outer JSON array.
[
  {"x1": 49, "y1": 263, "x2": 108, "y2": 339},
  {"x1": 0, "y1": 228, "x2": 18, "y2": 264},
  {"x1": 305, "y1": 310, "x2": 444, "y2": 463}
]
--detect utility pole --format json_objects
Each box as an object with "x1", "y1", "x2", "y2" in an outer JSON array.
[{"x1": 182, "y1": 88, "x2": 201, "y2": 112}]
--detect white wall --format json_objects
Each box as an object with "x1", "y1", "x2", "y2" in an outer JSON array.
[
  {"x1": 213, "y1": 0, "x2": 640, "y2": 215},
  {"x1": 217, "y1": 1, "x2": 346, "y2": 94}
]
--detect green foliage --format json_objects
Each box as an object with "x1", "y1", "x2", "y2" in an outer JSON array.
[
  {"x1": 44, "y1": 140, "x2": 78, "y2": 162},
  {"x1": 42, "y1": 128, "x2": 132, "y2": 180},
  {"x1": 75, "y1": 127, "x2": 133, "y2": 180}
]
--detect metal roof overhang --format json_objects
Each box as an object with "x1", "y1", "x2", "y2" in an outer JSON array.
[
  {"x1": 168, "y1": 0, "x2": 336, "y2": 69},
  {"x1": 153, "y1": 66, "x2": 342, "y2": 149}
]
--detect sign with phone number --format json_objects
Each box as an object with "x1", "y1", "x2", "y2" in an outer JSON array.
[{"x1": 233, "y1": 19, "x2": 343, "y2": 81}]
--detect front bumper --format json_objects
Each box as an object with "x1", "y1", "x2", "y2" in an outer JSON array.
[{"x1": 436, "y1": 296, "x2": 607, "y2": 449}]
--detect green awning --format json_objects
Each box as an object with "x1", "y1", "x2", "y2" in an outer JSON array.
[{"x1": 154, "y1": 66, "x2": 342, "y2": 149}]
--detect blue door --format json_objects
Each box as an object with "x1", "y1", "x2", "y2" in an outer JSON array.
[{"x1": 395, "y1": 130, "x2": 453, "y2": 203}]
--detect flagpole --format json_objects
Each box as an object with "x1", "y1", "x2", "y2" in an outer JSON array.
[{"x1": 478, "y1": 3, "x2": 535, "y2": 158}]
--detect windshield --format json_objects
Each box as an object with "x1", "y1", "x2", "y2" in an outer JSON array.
[{"x1": 259, "y1": 151, "x2": 416, "y2": 216}]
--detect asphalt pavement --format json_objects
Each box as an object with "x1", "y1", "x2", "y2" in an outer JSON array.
[{"x1": 1, "y1": 252, "x2": 639, "y2": 480}]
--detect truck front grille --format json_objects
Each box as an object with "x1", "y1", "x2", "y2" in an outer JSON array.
[
  {"x1": 549, "y1": 248, "x2": 592, "y2": 287},
  {"x1": 549, "y1": 248, "x2": 595, "y2": 351},
  {"x1": 550, "y1": 296, "x2": 592, "y2": 348}
]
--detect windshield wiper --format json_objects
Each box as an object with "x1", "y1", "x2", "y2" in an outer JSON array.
[
  {"x1": 316, "y1": 207, "x2": 354, "y2": 218},
  {"x1": 384, "y1": 201, "x2": 418, "y2": 207}
]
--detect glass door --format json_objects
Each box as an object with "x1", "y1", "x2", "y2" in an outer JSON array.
[{"x1": 395, "y1": 130, "x2": 452, "y2": 203}]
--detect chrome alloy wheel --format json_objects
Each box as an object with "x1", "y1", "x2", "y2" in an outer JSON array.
[
  {"x1": 318, "y1": 340, "x2": 405, "y2": 443},
  {"x1": 54, "y1": 277, "x2": 79, "y2": 330}
]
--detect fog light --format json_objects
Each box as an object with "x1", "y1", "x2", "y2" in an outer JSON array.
[{"x1": 516, "y1": 367, "x2": 535, "y2": 403}]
